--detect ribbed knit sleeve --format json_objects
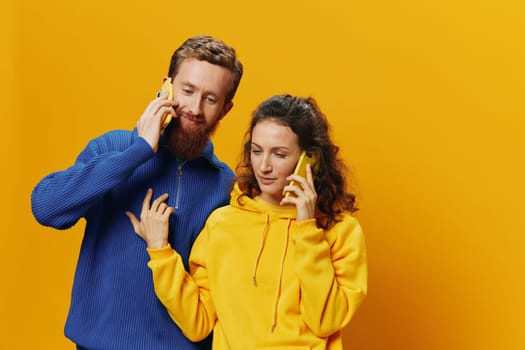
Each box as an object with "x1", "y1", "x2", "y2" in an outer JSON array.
[
  {"x1": 31, "y1": 130, "x2": 154, "y2": 229},
  {"x1": 291, "y1": 214, "x2": 367, "y2": 337}
]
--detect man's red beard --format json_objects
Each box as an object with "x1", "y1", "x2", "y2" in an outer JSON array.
[{"x1": 164, "y1": 116, "x2": 220, "y2": 160}]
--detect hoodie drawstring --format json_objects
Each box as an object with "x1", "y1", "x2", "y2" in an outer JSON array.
[
  {"x1": 270, "y1": 218, "x2": 291, "y2": 333},
  {"x1": 252, "y1": 212, "x2": 270, "y2": 286},
  {"x1": 252, "y1": 212, "x2": 292, "y2": 333}
]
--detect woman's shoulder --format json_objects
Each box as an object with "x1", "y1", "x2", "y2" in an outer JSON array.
[
  {"x1": 205, "y1": 204, "x2": 242, "y2": 225},
  {"x1": 325, "y1": 211, "x2": 364, "y2": 241}
]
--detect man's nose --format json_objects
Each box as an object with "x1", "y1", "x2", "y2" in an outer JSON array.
[{"x1": 186, "y1": 95, "x2": 203, "y2": 116}]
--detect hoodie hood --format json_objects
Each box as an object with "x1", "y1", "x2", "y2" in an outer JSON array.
[{"x1": 229, "y1": 183, "x2": 297, "y2": 219}]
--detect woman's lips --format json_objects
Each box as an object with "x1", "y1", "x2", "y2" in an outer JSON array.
[{"x1": 258, "y1": 176, "x2": 275, "y2": 185}]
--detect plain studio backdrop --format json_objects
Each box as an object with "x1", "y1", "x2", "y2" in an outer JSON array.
[{"x1": 2, "y1": 0, "x2": 524, "y2": 349}]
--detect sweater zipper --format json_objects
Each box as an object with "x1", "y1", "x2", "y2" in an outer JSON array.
[{"x1": 175, "y1": 159, "x2": 186, "y2": 209}]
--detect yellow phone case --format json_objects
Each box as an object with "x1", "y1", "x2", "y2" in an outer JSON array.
[
  {"x1": 158, "y1": 79, "x2": 174, "y2": 129},
  {"x1": 284, "y1": 151, "x2": 318, "y2": 197}
]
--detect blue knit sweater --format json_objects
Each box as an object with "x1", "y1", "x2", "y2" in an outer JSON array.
[{"x1": 31, "y1": 129, "x2": 234, "y2": 350}]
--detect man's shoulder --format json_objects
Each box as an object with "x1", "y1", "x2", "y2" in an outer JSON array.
[
  {"x1": 89, "y1": 129, "x2": 137, "y2": 150},
  {"x1": 96, "y1": 129, "x2": 135, "y2": 141},
  {"x1": 200, "y1": 141, "x2": 235, "y2": 175}
]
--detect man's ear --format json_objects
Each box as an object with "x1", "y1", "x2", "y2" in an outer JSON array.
[{"x1": 219, "y1": 101, "x2": 234, "y2": 120}]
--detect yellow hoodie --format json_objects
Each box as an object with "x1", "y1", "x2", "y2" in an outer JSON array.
[{"x1": 147, "y1": 184, "x2": 367, "y2": 350}]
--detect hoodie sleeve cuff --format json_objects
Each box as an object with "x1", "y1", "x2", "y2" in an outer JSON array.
[
  {"x1": 146, "y1": 243, "x2": 175, "y2": 260},
  {"x1": 295, "y1": 218, "x2": 318, "y2": 229}
]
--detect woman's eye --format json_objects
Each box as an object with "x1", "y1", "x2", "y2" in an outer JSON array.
[
  {"x1": 275, "y1": 153, "x2": 286, "y2": 158},
  {"x1": 251, "y1": 149, "x2": 262, "y2": 155}
]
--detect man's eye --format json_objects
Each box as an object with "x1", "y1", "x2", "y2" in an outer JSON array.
[
  {"x1": 206, "y1": 96, "x2": 217, "y2": 104},
  {"x1": 182, "y1": 88, "x2": 192, "y2": 94}
]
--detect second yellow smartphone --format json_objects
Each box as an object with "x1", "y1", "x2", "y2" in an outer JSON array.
[
  {"x1": 157, "y1": 78, "x2": 174, "y2": 129},
  {"x1": 284, "y1": 150, "x2": 319, "y2": 197}
]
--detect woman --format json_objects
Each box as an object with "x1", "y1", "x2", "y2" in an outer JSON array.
[{"x1": 127, "y1": 94, "x2": 367, "y2": 349}]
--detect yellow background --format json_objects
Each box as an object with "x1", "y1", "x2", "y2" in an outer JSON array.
[{"x1": 2, "y1": 0, "x2": 524, "y2": 349}]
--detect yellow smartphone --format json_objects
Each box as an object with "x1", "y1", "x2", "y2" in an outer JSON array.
[
  {"x1": 284, "y1": 150, "x2": 318, "y2": 197},
  {"x1": 157, "y1": 78, "x2": 174, "y2": 129}
]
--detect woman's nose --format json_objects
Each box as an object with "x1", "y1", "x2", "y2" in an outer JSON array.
[{"x1": 260, "y1": 156, "x2": 272, "y2": 172}]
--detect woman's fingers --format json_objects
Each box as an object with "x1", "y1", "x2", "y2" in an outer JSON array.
[
  {"x1": 125, "y1": 211, "x2": 140, "y2": 234},
  {"x1": 150, "y1": 192, "x2": 170, "y2": 213},
  {"x1": 141, "y1": 188, "x2": 153, "y2": 214}
]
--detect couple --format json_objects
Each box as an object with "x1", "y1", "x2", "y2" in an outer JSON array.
[{"x1": 31, "y1": 35, "x2": 367, "y2": 350}]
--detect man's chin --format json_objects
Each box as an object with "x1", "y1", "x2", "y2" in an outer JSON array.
[{"x1": 166, "y1": 125, "x2": 210, "y2": 160}]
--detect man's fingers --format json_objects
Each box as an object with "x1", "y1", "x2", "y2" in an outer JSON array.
[{"x1": 156, "y1": 106, "x2": 177, "y2": 122}]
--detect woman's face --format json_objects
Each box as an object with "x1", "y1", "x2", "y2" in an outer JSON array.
[{"x1": 250, "y1": 120, "x2": 302, "y2": 205}]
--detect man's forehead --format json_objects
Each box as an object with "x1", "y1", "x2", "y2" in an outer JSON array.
[{"x1": 174, "y1": 58, "x2": 231, "y2": 96}]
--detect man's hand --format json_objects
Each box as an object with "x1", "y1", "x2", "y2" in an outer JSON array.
[
  {"x1": 126, "y1": 188, "x2": 174, "y2": 249},
  {"x1": 136, "y1": 92, "x2": 178, "y2": 153}
]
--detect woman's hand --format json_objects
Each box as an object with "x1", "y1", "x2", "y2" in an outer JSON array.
[
  {"x1": 126, "y1": 188, "x2": 174, "y2": 249},
  {"x1": 280, "y1": 164, "x2": 318, "y2": 222}
]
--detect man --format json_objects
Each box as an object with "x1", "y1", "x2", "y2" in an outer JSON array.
[{"x1": 31, "y1": 35, "x2": 243, "y2": 350}]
